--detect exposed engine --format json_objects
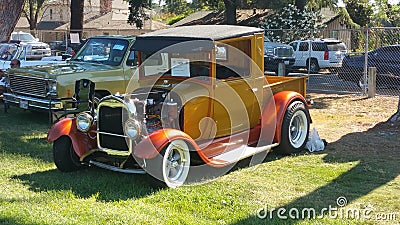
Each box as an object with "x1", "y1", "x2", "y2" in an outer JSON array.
[{"x1": 126, "y1": 87, "x2": 182, "y2": 135}]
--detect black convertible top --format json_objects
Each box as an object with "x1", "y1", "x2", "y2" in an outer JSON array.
[{"x1": 131, "y1": 25, "x2": 264, "y2": 53}]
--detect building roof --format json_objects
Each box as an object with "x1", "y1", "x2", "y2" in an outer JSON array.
[{"x1": 174, "y1": 9, "x2": 269, "y2": 27}]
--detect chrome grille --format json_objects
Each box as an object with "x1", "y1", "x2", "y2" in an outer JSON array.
[
  {"x1": 8, "y1": 74, "x2": 48, "y2": 97},
  {"x1": 98, "y1": 103, "x2": 129, "y2": 152},
  {"x1": 275, "y1": 47, "x2": 293, "y2": 57}
]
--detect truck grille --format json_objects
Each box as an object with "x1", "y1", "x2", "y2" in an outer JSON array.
[
  {"x1": 98, "y1": 104, "x2": 129, "y2": 152},
  {"x1": 8, "y1": 74, "x2": 48, "y2": 97},
  {"x1": 275, "y1": 47, "x2": 293, "y2": 57}
]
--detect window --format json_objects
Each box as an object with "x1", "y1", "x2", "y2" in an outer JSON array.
[
  {"x1": 126, "y1": 51, "x2": 137, "y2": 66},
  {"x1": 50, "y1": 9, "x2": 53, "y2": 20},
  {"x1": 299, "y1": 42, "x2": 309, "y2": 51},
  {"x1": 326, "y1": 42, "x2": 346, "y2": 51},
  {"x1": 290, "y1": 42, "x2": 298, "y2": 51},
  {"x1": 312, "y1": 42, "x2": 328, "y2": 51}
]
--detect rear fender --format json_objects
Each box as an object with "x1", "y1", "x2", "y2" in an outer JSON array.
[
  {"x1": 133, "y1": 129, "x2": 201, "y2": 160},
  {"x1": 47, "y1": 118, "x2": 97, "y2": 157},
  {"x1": 268, "y1": 91, "x2": 310, "y2": 144}
]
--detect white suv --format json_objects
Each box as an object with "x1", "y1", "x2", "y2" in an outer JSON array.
[
  {"x1": 289, "y1": 39, "x2": 347, "y2": 73},
  {"x1": 11, "y1": 31, "x2": 51, "y2": 59}
]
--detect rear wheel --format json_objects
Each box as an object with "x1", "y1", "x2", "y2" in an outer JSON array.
[
  {"x1": 53, "y1": 136, "x2": 83, "y2": 172},
  {"x1": 277, "y1": 101, "x2": 310, "y2": 155},
  {"x1": 307, "y1": 59, "x2": 320, "y2": 73}
]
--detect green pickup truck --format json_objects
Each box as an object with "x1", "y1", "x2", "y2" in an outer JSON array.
[{"x1": 4, "y1": 35, "x2": 138, "y2": 111}]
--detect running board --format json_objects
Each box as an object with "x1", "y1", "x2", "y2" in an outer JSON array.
[
  {"x1": 89, "y1": 160, "x2": 147, "y2": 174},
  {"x1": 210, "y1": 143, "x2": 279, "y2": 166}
]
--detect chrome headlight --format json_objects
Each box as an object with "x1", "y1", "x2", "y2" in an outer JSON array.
[
  {"x1": 124, "y1": 119, "x2": 141, "y2": 140},
  {"x1": 76, "y1": 112, "x2": 93, "y2": 132}
]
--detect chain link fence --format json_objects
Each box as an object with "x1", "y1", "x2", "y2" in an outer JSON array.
[
  {"x1": 264, "y1": 27, "x2": 400, "y2": 96},
  {"x1": 19, "y1": 27, "x2": 400, "y2": 96}
]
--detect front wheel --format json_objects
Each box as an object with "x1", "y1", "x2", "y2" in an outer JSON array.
[
  {"x1": 277, "y1": 101, "x2": 310, "y2": 155},
  {"x1": 53, "y1": 136, "x2": 83, "y2": 172},
  {"x1": 146, "y1": 140, "x2": 191, "y2": 188}
]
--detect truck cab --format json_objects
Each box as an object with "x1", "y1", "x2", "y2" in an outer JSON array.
[{"x1": 4, "y1": 36, "x2": 138, "y2": 111}]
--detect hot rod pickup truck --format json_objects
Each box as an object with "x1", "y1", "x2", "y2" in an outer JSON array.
[
  {"x1": 4, "y1": 35, "x2": 138, "y2": 112},
  {"x1": 47, "y1": 25, "x2": 311, "y2": 188}
]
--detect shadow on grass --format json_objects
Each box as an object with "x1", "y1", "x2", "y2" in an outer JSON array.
[
  {"x1": 0, "y1": 107, "x2": 53, "y2": 162},
  {"x1": 14, "y1": 167, "x2": 158, "y2": 202},
  {"x1": 0, "y1": 217, "x2": 41, "y2": 225},
  {"x1": 232, "y1": 121, "x2": 400, "y2": 224}
]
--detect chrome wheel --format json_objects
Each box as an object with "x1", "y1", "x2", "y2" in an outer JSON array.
[
  {"x1": 277, "y1": 101, "x2": 310, "y2": 155},
  {"x1": 162, "y1": 140, "x2": 190, "y2": 188},
  {"x1": 289, "y1": 110, "x2": 308, "y2": 149}
]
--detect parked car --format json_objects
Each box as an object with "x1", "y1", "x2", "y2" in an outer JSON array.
[
  {"x1": 4, "y1": 36, "x2": 138, "y2": 112},
  {"x1": 0, "y1": 42, "x2": 63, "y2": 70},
  {"x1": 264, "y1": 38, "x2": 295, "y2": 75},
  {"x1": 11, "y1": 31, "x2": 51, "y2": 59},
  {"x1": 289, "y1": 39, "x2": 347, "y2": 73},
  {"x1": 47, "y1": 25, "x2": 312, "y2": 188},
  {"x1": 338, "y1": 45, "x2": 400, "y2": 87}
]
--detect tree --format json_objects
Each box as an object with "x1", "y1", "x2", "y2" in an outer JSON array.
[
  {"x1": 260, "y1": 4, "x2": 324, "y2": 43},
  {"x1": 344, "y1": 0, "x2": 373, "y2": 27},
  {"x1": 223, "y1": 0, "x2": 237, "y2": 24},
  {"x1": 295, "y1": 0, "x2": 307, "y2": 10},
  {"x1": 0, "y1": 0, "x2": 26, "y2": 42},
  {"x1": 70, "y1": 0, "x2": 84, "y2": 36},
  {"x1": 128, "y1": 0, "x2": 147, "y2": 29},
  {"x1": 22, "y1": 0, "x2": 46, "y2": 31},
  {"x1": 70, "y1": 0, "x2": 84, "y2": 30}
]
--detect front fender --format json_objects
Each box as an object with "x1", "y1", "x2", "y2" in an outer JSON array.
[
  {"x1": 271, "y1": 91, "x2": 309, "y2": 144},
  {"x1": 47, "y1": 118, "x2": 97, "y2": 157},
  {"x1": 133, "y1": 128, "x2": 200, "y2": 159}
]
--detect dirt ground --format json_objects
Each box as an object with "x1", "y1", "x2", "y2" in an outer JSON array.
[{"x1": 307, "y1": 93, "x2": 399, "y2": 158}]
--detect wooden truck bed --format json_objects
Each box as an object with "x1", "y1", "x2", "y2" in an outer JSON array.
[{"x1": 264, "y1": 75, "x2": 308, "y2": 97}]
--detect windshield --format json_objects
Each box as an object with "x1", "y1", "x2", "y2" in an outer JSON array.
[
  {"x1": 72, "y1": 38, "x2": 129, "y2": 66},
  {"x1": 11, "y1": 33, "x2": 37, "y2": 42},
  {"x1": 327, "y1": 42, "x2": 347, "y2": 51}
]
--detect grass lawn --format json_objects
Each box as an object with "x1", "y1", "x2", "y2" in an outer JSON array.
[{"x1": 0, "y1": 93, "x2": 399, "y2": 225}]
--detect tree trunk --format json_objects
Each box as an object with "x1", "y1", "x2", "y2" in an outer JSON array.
[
  {"x1": 295, "y1": 0, "x2": 307, "y2": 11},
  {"x1": 388, "y1": 97, "x2": 400, "y2": 123},
  {"x1": 0, "y1": 0, "x2": 26, "y2": 42},
  {"x1": 223, "y1": 0, "x2": 237, "y2": 25},
  {"x1": 29, "y1": 0, "x2": 35, "y2": 30},
  {"x1": 70, "y1": 0, "x2": 84, "y2": 37}
]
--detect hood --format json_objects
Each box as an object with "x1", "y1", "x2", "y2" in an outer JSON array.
[
  {"x1": 6, "y1": 61, "x2": 114, "y2": 79},
  {"x1": 24, "y1": 41, "x2": 48, "y2": 47},
  {"x1": 264, "y1": 41, "x2": 291, "y2": 49}
]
